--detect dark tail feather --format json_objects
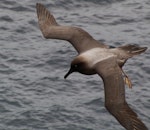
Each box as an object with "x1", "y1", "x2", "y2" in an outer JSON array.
[{"x1": 118, "y1": 44, "x2": 148, "y2": 58}]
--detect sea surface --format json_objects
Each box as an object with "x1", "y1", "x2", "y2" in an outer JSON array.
[{"x1": 0, "y1": 0, "x2": 150, "y2": 130}]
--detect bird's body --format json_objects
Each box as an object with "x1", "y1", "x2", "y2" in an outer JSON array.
[
  {"x1": 36, "y1": 3, "x2": 148, "y2": 130},
  {"x1": 73, "y1": 48, "x2": 113, "y2": 74}
]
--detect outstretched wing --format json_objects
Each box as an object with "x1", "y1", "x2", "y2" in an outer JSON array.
[
  {"x1": 95, "y1": 56, "x2": 148, "y2": 130},
  {"x1": 36, "y1": 3, "x2": 107, "y2": 53}
]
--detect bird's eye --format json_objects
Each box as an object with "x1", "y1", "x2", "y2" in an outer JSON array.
[{"x1": 74, "y1": 64, "x2": 78, "y2": 68}]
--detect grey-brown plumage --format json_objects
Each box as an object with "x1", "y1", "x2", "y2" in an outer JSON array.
[{"x1": 36, "y1": 3, "x2": 148, "y2": 130}]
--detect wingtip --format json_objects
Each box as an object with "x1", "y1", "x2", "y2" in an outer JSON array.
[
  {"x1": 36, "y1": 3, "x2": 44, "y2": 9},
  {"x1": 36, "y1": 3, "x2": 57, "y2": 24},
  {"x1": 36, "y1": 3, "x2": 47, "y2": 18},
  {"x1": 36, "y1": 3, "x2": 45, "y2": 12},
  {"x1": 36, "y1": 3, "x2": 42, "y2": 11},
  {"x1": 36, "y1": 2, "x2": 40, "y2": 7},
  {"x1": 36, "y1": 3, "x2": 58, "y2": 38},
  {"x1": 36, "y1": 3, "x2": 44, "y2": 20}
]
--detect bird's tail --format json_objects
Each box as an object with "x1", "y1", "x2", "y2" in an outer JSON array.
[
  {"x1": 119, "y1": 44, "x2": 147, "y2": 57},
  {"x1": 110, "y1": 44, "x2": 147, "y2": 68},
  {"x1": 117, "y1": 44, "x2": 147, "y2": 59}
]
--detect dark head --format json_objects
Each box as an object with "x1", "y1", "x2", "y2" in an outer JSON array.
[
  {"x1": 64, "y1": 61, "x2": 84, "y2": 79},
  {"x1": 64, "y1": 56, "x2": 89, "y2": 79},
  {"x1": 64, "y1": 56, "x2": 96, "y2": 79}
]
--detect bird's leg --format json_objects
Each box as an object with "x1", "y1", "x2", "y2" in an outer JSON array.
[{"x1": 121, "y1": 69, "x2": 132, "y2": 88}]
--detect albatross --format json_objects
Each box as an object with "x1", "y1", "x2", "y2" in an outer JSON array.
[{"x1": 36, "y1": 3, "x2": 148, "y2": 130}]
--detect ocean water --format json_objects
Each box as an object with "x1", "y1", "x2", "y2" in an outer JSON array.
[{"x1": 0, "y1": 0, "x2": 149, "y2": 130}]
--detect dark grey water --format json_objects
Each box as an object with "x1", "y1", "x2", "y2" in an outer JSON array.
[{"x1": 0, "y1": 0, "x2": 150, "y2": 130}]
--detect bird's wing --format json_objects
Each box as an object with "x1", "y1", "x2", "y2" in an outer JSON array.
[
  {"x1": 95, "y1": 56, "x2": 148, "y2": 130},
  {"x1": 36, "y1": 3, "x2": 107, "y2": 53}
]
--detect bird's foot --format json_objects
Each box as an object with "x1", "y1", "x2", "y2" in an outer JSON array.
[
  {"x1": 121, "y1": 69, "x2": 132, "y2": 88},
  {"x1": 124, "y1": 76, "x2": 132, "y2": 89}
]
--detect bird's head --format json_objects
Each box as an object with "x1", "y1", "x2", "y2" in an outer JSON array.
[{"x1": 64, "y1": 57, "x2": 86, "y2": 79}]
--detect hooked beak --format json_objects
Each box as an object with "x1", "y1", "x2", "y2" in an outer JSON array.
[{"x1": 64, "y1": 67, "x2": 74, "y2": 79}]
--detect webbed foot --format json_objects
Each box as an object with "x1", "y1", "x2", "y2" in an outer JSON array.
[{"x1": 122, "y1": 69, "x2": 132, "y2": 88}]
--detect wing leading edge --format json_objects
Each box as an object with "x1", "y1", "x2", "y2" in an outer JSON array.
[{"x1": 36, "y1": 3, "x2": 107, "y2": 53}]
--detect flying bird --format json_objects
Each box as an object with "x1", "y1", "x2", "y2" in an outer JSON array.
[{"x1": 36, "y1": 3, "x2": 148, "y2": 130}]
